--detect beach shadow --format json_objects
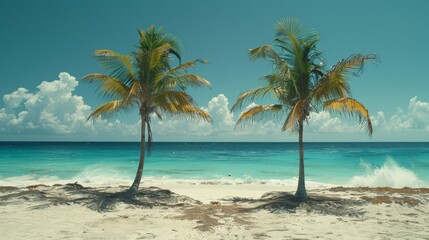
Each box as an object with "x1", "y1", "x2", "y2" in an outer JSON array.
[
  {"x1": 224, "y1": 191, "x2": 366, "y2": 217},
  {"x1": 0, "y1": 184, "x2": 201, "y2": 212},
  {"x1": 88, "y1": 186, "x2": 202, "y2": 212}
]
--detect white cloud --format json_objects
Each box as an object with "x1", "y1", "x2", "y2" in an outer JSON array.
[
  {"x1": 0, "y1": 72, "x2": 139, "y2": 138},
  {"x1": 152, "y1": 94, "x2": 234, "y2": 138},
  {"x1": 204, "y1": 94, "x2": 236, "y2": 133},
  {"x1": 371, "y1": 111, "x2": 386, "y2": 128},
  {"x1": 2, "y1": 88, "x2": 32, "y2": 109},
  {"x1": 307, "y1": 111, "x2": 360, "y2": 133},
  {"x1": 2, "y1": 73, "x2": 428, "y2": 141},
  {"x1": 376, "y1": 96, "x2": 429, "y2": 132},
  {"x1": 152, "y1": 94, "x2": 282, "y2": 139}
]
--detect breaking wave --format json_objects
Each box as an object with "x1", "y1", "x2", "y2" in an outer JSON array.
[{"x1": 348, "y1": 158, "x2": 424, "y2": 188}]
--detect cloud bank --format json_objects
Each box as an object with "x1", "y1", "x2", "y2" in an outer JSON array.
[
  {"x1": 0, "y1": 73, "x2": 139, "y2": 139},
  {"x1": 1, "y1": 72, "x2": 428, "y2": 141}
]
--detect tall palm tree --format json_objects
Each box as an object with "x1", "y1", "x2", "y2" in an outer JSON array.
[
  {"x1": 83, "y1": 25, "x2": 212, "y2": 197},
  {"x1": 231, "y1": 18, "x2": 376, "y2": 199}
]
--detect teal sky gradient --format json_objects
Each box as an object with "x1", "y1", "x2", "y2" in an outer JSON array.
[{"x1": 1, "y1": 0, "x2": 429, "y2": 141}]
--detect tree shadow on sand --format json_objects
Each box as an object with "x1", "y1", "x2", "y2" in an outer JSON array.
[
  {"x1": 174, "y1": 191, "x2": 368, "y2": 232},
  {"x1": 224, "y1": 191, "x2": 366, "y2": 217},
  {"x1": 0, "y1": 184, "x2": 201, "y2": 212}
]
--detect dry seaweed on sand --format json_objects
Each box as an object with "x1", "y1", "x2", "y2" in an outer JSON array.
[
  {"x1": 329, "y1": 187, "x2": 429, "y2": 206},
  {"x1": 175, "y1": 203, "x2": 253, "y2": 232}
]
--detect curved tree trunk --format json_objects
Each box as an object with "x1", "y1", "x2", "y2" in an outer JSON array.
[
  {"x1": 127, "y1": 113, "x2": 146, "y2": 197},
  {"x1": 295, "y1": 120, "x2": 308, "y2": 199}
]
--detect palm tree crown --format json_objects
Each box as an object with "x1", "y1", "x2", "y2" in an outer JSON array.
[
  {"x1": 83, "y1": 25, "x2": 211, "y2": 195},
  {"x1": 231, "y1": 18, "x2": 376, "y2": 198}
]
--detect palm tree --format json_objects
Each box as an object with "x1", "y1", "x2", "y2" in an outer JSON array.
[
  {"x1": 83, "y1": 25, "x2": 212, "y2": 197},
  {"x1": 231, "y1": 18, "x2": 376, "y2": 199}
]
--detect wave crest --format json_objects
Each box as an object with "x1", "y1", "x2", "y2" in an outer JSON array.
[{"x1": 349, "y1": 158, "x2": 423, "y2": 188}]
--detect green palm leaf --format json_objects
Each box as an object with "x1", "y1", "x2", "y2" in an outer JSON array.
[{"x1": 93, "y1": 50, "x2": 134, "y2": 86}]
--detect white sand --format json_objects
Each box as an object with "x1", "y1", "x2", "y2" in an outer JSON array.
[{"x1": 1, "y1": 183, "x2": 428, "y2": 240}]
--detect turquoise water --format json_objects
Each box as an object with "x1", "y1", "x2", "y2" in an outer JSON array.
[{"x1": 0, "y1": 142, "x2": 428, "y2": 187}]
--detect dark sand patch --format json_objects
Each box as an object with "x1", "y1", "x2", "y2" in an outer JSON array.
[{"x1": 176, "y1": 203, "x2": 253, "y2": 232}]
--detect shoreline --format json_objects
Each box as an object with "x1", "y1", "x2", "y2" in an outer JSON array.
[{"x1": 1, "y1": 182, "x2": 429, "y2": 239}]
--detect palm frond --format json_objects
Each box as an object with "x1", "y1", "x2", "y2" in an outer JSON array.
[
  {"x1": 152, "y1": 108, "x2": 163, "y2": 121},
  {"x1": 162, "y1": 59, "x2": 208, "y2": 78},
  {"x1": 230, "y1": 86, "x2": 276, "y2": 112},
  {"x1": 151, "y1": 91, "x2": 195, "y2": 110},
  {"x1": 137, "y1": 26, "x2": 182, "y2": 68},
  {"x1": 178, "y1": 74, "x2": 211, "y2": 88},
  {"x1": 249, "y1": 45, "x2": 281, "y2": 62},
  {"x1": 159, "y1": 102, "x2": 212, "y2": 122},
  {"x1": 178, "y1": 104, "x2": 212, "y2": 122},
  {"x1": 82, "y1": 74, "x2": 130, "y2": 100},
  {"x1": 151, "y1": 91, "x2": 211, "y2": 122},
  {"x1": 311, "y1": 54, "x2": 377, "y2": 102},
  {"x1": 323, "y1": 97, "x2": 373, "y2": 135},
  {"x1": 275, "y1": 17, "x2": 318, "y2": 45},
  {"x1": 87, "y1": 100, "x2": 132, "y2": 121},
  {"x1": 128, "y1": 81, "x2": 147, "y2": 102},
  {"x1": 282, "y1": 100, "x2": 308, "y2": 132},
  {"x1": 93, "y1": 50, "x2": 134, "y2": 86},
  {"x1": 235, "y1": 104, "x2": 283, "y2": 128}
]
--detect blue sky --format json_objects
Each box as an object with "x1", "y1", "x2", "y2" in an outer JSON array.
[{"x1": 1, "y1": 0, "x2": 429, "y2": 141}]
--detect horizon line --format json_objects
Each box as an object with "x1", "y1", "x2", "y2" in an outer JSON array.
[{"x1": 1, "y1": 141, "x2": 428, "y2": 143}]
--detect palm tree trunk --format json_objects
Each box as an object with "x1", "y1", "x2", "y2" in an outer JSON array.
[
  {"x1": 127, "y1": 113, "x2": 146, "y2": 197},
  {"x1": 295, "y1": 120, "x2": 308, "y2": 199}
]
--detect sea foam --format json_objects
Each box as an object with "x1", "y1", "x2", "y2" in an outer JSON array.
[
  {"x1": 348, "y1": 158, "x2": 424, "y2": 188},
  {"x1": 73, "y1": 165, "x2": 133, "y2": 186},
  {"x1": 0, "y1": 175, "x2": 65, "y2": 187}
]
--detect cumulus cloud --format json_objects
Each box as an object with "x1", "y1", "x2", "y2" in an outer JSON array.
[
  {"x1": 120, "y1": 95, "x2": 429, "y2": 140},
  {"x1": 307, "y1": 111, "x2": 360, "y2": 133},
  {"x1": 0, "y1": 72, "x2": 139, "y2": 138},
  {"x1": 376, "y1": 96, "x2": 429, "y2": 131},
  {"x1": 151, "y1": 94, "x2": 365, "y2": 139},
  {"x1": 152, "y1": 94, "x2": 234, "y2": 138},
  {"x1": 152, "y1": 94, "x2": 282, "y2": 139},
  {"x1": 3, "y1": 73, "x2": 428, "y2": 140},
  {"x1": 204, "y1": 94, "x2": 236, "y2": 134}
]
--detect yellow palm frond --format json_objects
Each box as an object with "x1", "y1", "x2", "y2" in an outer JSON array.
[
  {"x1": 178, "y1": 104, "x2": 212, "y2": 122},
  {"x1": 236, "y1": 104, "x2": 283, "y2": 128},
  {"x1": 160, "y1": 74, "x2": 211, "y2": 91},
  {"x1": 87, "y1": 100, "x2": 132, "y2": 121},
  {"x1": 151, "y1": 90, "x2": 211, "y2": 122},
  {"x1": 175, "y1": 74, "x2": 211, "y2": 88},
  {"x1": 323, "y1": 97, "x2": 373, "y2": 135},
  {"x1": 82, "y1": 74, "x2": 130, "y2": 100},
  {"x1": 150, "y1": 91, "x2": 194, "y2": 112},
  {"x1": 128, "y1": 81, "x2": 147, "y2": 101},
  {"x1": 282, "y1": 100, "x2": 308, "y2": 132}
]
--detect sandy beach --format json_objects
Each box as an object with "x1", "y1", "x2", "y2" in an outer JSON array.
[{"x1": 1, "y1": 182, "x2": 428, "y2": 240}]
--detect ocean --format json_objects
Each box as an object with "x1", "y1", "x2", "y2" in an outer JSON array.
[{"x1": 0, "y1": 142, "x2": 428, "y2": 188}]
